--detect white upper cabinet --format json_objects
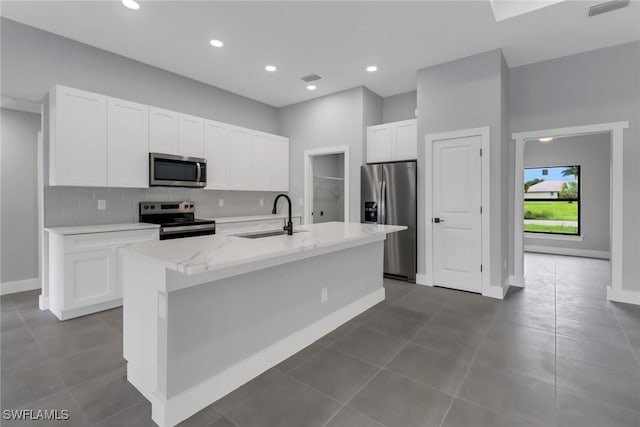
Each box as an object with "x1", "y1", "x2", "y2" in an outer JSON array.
[
  {"x1": 270, "y1": 136, "x2": 289, "y2": 191},
  {"x1": 48, "y1": 85, "x2": 290, "y2": 191},
  {"x1": 178, "y1": 113, "x2": 204, "y2": 158},
  {"x1": 366, "y1": 125, "x2": 393, "y2": 163},
  {"x1": 149, "y1": 107, "x2": 179, "y2": 155},
  {"x1": 204, "y1": 120, "x2": 229, "y2": 190},
  {"x1": 227, "y1": 127, "x2": 253, "y2": 189},
  {"x1": 251, "y1": 132, "x2": 272, "y2": 191},
  {"x1": 107, "y1": 97, "x2": 149, "y2": 188},
  {"x1": 392, "y1": 120, "x2": 418, "y2": 161},
  {"x1": 366, "y1": 119, "x2": 417, "y2": 163},
  {"x1": 50, "y1": 85, "x2": 108, "y2": 186}
]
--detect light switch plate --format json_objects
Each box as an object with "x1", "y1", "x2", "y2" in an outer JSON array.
[
  {"x1": 97, "y1": 200, "x2": 106, "y2": 210},
  {"x1": 299, "y1": 198, "x2": 304, "y2": 206},
  {"x1": 218, "y1": 199, "x2": 224, "y2": 207},
  {"x1": 259, "y1": 198, "x2": 264, "y2": 206}
]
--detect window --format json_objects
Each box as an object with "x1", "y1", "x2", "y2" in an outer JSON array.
[{"x1": 523, "y1": 165, "x2": 580, "y2": 235}]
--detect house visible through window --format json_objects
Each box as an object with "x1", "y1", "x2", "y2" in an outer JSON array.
[{"x1": 524, "y1": 165, "x2": 580, "y2": 235}]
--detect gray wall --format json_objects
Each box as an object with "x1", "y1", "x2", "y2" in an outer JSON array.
[
  {"x1": 417, "y1": 49, "x2": 508, "y2": 289},
  {"x1": 510, "y1": 41, "x2": 640, "y2": 292},
  {"x1": 278, "y1": 87, "x2": 366, "y2": 222},
  {"x1": 1, "y1": 18, "x2": 278, "y2": 133},
  {"x1": 524, "y1": 134, "x2": 611, "y2": 253},
  {"x1": 382, "y1": 90, "x2": 417, "y2": 123},
  {"x1": 1, "y1": 19, "x2": 284, "y2": 284},
  {"x1": 1, "y1": 108, "x2": 41, "y2": 283}
]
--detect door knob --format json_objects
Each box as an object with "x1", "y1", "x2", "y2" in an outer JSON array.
[{"x1": 433, "y1": 218, "x2": 445, "y2": 223}]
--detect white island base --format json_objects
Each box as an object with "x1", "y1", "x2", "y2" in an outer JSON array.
[{"x1": 121, "y1": 222, "x2": 405, "y2": 427}]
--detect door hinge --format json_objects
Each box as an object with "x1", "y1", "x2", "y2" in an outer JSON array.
[
  {"x1": 480, "y1": 206, "x2": 483, "y2": 214},
  {"x1": 479, "y1": 148, "x2": 483, "y2": 156},
  {"x1": 480, "y1": 264, "x2": 483, "y2": 272}
]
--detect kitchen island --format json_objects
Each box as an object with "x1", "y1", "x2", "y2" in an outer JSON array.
[{"x1": 120, "y1": 222, "x2": 406, "y2": 427}]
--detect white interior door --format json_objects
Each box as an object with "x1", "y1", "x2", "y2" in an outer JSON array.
[{"x1": 432, "y1": 135, "x2": 482, "y2": 293}]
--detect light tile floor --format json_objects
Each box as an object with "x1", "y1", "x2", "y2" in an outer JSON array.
[{"x1": 1, "y1": 253, "x2": 639, "y2": 426}]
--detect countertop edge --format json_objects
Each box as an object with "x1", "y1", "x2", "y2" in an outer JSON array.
[{"x1": 45, "y1": 223, "x2": 160, "y2": 235}]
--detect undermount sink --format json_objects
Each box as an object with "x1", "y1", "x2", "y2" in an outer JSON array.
[{"x1": 236, "y1": 230, "x2": 307, "y2": 239}]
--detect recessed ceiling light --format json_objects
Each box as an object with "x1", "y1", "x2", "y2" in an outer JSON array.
[
  {"x1": 209, "y1": 39, "x2": 224, "y2": 48},
  {"x1": 366, "y1": 65, "x2": 378, "y2": 72},
  {"x1": 539, "y1": 137, "x2": 554, "y2": 143},
  {"x1": 122, "y1": 0, "x2": 140, "y2": 10},
  {"x1": 306, "y1": 85, "x2": 317, "y2": 91},
  {"x1": 265, "y1": 65, "x2": 277, "y2": 72}
]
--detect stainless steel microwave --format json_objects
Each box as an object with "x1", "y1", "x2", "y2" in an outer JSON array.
[{"x1": 149, "y1": 153, "x2": 207, "y2": 188}]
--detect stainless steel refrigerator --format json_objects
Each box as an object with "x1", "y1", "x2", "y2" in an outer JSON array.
[{"x1": 361, "y1": 161, "x2": 417, "y2": 282}]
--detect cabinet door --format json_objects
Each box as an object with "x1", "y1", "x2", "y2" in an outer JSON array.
[
  {"x1": 178, "y1": 113, "x2": 204, "y2": 158},
  {"x1": 64, "y1": 249, "x2": 116, "y2": 310},
  {"x1": 366, "y1": 125, "x2": 392, "y2": 163},
  {"x1": 270, "y1": 136, "x2": 289, "y2": 191},
  {"x1": 107, "y1": 97, "x2": 149, "y2": 188},
  {"x1": 392, "y1": 120, "x2": 417, "y2": 161},
  {"x1": 251, "y1": 132, "x2": 272, "y2": 191},
  {"x1": 204, "y1": 120, "x2": 229, "y2": 189},
  {"x1": 149, "y1": 107, "x2": 179, "y2": 154},
  {"x1": 51, "y1": 86, "x2": 107, "y2": 186},
  {"x1": 227, "y1": 127, "x2": 253, "y2": 189}
]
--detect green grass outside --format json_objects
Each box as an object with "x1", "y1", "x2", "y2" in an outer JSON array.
[
  {"x1": 523, "y1": 201, "x2": 578, "y2": 221},
  {"x1": 524, "y1": 224, "x2": 578, "y2": 234}
]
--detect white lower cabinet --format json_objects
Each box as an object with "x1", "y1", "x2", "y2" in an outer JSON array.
[
  {"x1": 48, "y1": 228, "x2": 158, "y2": 320},
  {"x1": 64, "y1": 249, "x2": 116, "y2": 310}
]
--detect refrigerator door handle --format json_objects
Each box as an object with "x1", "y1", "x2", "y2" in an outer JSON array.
[{"x1": 380, "y1": 181, "x2": 387, "y2": 224}]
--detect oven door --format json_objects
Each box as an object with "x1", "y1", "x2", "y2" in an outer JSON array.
[
  {"x1": 160, "y1": 223, "x2": 216, "y2": 240},
  {"x1": 149, "y1": 153, "x2": 207, "y2": 188}
]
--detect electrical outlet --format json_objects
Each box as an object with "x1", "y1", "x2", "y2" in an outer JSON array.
[
  {"x1": 97, "y1": 200, "x2": 106, "y2": 210},
  {"x1": 321, "y1": 287, "x2": 328, "y2": 303},
  {"x1": 259, "y1": 198, "x2": 264, "y2": 206},
  {"x1": 218, "y1": 199, "x2": 224, "y2": 207}
]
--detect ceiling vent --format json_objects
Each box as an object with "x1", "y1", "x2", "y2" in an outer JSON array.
[
  {"x1": 301, "y1": 74, "x2": 322, "y2": 83},
  {"x1": 589, "y1": 0, "x2": 630, "y2": 17}
]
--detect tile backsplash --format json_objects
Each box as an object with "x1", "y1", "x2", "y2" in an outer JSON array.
[{"x1": 44, "y1": 187, "x2": 285, "y2": 227}]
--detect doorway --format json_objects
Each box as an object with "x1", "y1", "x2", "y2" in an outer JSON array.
[
  {"x1": 303, "y1": 146, "x2": 350, "y2": 225},
  {"x1": 512, "y1": 121, "x2": 628, "y2": 303},
  {"x1": 424, "y1": 127, "x2": 491, "y2": 296},
  {"x1": 311, "y1": 154, "x2": 345, "y2": 223}
]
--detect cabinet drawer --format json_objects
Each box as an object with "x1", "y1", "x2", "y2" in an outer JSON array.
[{"x1": 64, "y1": 229, "x2": 159, "y2": 253}]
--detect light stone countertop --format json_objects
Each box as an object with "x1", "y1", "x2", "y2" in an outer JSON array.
[
  {"x1": 45, "y1": 223, "x2": 160, "y2": 235},
  {"x1": 122, "y1": 222, "x2": 406, "y2": 275}
]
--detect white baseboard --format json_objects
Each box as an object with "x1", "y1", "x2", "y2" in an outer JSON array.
[
  {"x1": 1, "y1": 277, "x2": 40, "y2": 296},
  {"x1": 508, "y1": 275, "x2": 525, "y2": 287},
  {"x1": 51, "y1": 298, "x2": 122, "y2": 321},
  {"x1": 415, "y1": 274, "x2": 432, "y2": 286},
  {"x1": 525, "y1": 245, "x2": 610, "y2": 260},
  {"x1": 607, "y1": 287, "x2": 640, "y2": 306},
  {"x1": 483, "y1": 284, "x2": 507, "y2": 300},
  {"x1": 149, "y1": 288, "x2": 385, "y2": 427},
  {"x1": 39, "y1": 294, "x2": 49, "y2": 310}
]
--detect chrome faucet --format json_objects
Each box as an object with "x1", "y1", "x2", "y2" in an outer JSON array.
[{"x1": 272, "y1": 194, "x2": 293, "y2": 235}]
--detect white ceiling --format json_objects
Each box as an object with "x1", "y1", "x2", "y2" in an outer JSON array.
[{"x1": 2, "y1": 1, "x2": 639, "y2": 107}]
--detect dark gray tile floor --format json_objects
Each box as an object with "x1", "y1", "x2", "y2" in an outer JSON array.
[{"x1": 2, "y1": 253, "x2": 639, "y2": 426}]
